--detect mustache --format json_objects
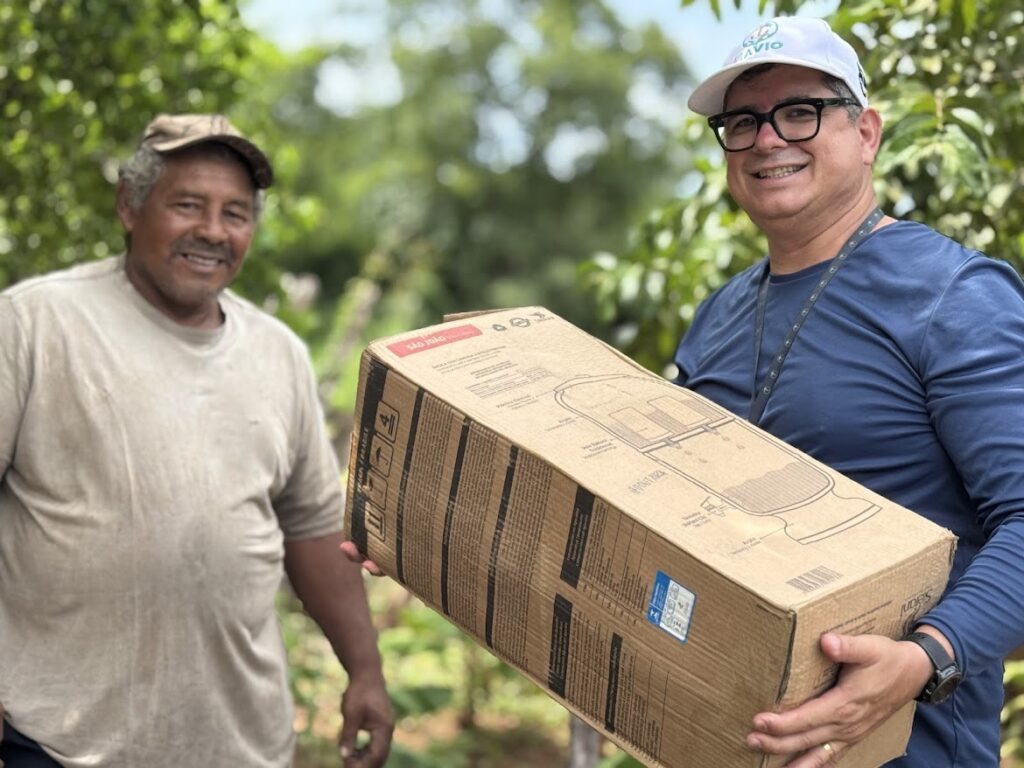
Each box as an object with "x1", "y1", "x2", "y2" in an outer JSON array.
[{"x1": 172, "y1": 236, "x2": 231, "y2": 261}]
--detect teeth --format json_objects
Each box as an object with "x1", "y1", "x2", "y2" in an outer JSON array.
[
  {"x1": 183, "y1": 253, "x2": 220, "y2": 266},
  {"x1": 757, "y1": 166, "x2": 801, "y2": 179}
]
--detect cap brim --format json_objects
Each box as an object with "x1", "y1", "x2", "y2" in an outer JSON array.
[
  {"x1": 687, "y1": 57, "x2": 864, "y2": 116},
  {"x1": 149, "y1": 134, "x2": 274, "y2": 189}
]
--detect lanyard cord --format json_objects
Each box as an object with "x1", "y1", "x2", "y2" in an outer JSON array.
[{"x1": 748, "y1": 207, "x2": 884, "y2": 424}]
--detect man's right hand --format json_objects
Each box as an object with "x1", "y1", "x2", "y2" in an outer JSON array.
[{"x1": 339, "y1": 541, "x2": 384, "y2": 577}]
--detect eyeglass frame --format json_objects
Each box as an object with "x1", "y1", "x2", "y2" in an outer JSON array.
[{"x1": 707, "y1": 97, "x2": 861, "y2": 152}]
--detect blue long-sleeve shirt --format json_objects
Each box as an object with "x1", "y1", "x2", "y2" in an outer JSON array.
[{"x1": 673, "y1": 220, "x2": 1024, "y2": 767}]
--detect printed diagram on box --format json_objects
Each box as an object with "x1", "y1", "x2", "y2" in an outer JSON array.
[{"x1": 553, "y1": 375, "x2": 879, "y2": 544}]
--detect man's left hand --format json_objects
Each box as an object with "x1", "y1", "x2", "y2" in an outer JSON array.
[
  {"x1": 745, "y1": 632, "x2": 933, "y2": 766},
  {"x1": 338, "y1": 672, "x2": 394, "y2": 767},
  {"x1": 339, "y1": 541, "x2": 385, "y2": 577}
]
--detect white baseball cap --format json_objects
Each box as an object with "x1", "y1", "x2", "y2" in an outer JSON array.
[{"x1": 688, "y1": 17, "x2": 868, "y2": 116}]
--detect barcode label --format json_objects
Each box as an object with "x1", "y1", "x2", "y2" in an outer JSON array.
[
  {"x1": 647, "y1": 571, "x2": 696, "y2": 644},
  {"x1": 787, "y1": 565, "x2": 842, "y2": 594}
]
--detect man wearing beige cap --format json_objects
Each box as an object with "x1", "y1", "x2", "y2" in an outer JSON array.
[
  {"x1": 0, "y1": 114, "x2": 393, "y2": 767},
  {"x1": 674, "y1": 16, "x2": 1024, "y2": 768}
]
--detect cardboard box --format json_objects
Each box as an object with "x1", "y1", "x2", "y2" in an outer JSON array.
[{"x1": 345, "y1": 307, "x2": 956, "y2": 768}]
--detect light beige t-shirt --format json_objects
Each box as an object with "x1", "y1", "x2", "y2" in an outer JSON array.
[{"x1": 0, "y1": 257, "x2": 344, "y2": 767}]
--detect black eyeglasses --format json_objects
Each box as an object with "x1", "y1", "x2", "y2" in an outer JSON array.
[{"x1": 708, "y1": 97, "x2": 860, "y2": 152}]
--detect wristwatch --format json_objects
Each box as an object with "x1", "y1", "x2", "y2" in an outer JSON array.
[{"x1": 904, "y1": 631, "x2": 962, "y2": 704}]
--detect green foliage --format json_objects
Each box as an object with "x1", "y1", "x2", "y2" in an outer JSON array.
[
  {"x1": 281, "y1": 580, "x2": 570, "y2": 767},
  {"x1": 835, "y1": 0, "x2": 1023, "y2": 262},
  {"x1": 581, "y1": 132, "x2": 763, "y2": 373},
  {"x1": 258, "y1": 0, "x2": 698, "y2": 413},
  {"x1": 0, "y1": 0, "x2": 262, "y2": 287},
  {"x1": 1003, "y1": 661, "x2": 1024, "y2": 764},
  {"x1": 600, "y1": 754, "x2": 645, "y2": 768}
]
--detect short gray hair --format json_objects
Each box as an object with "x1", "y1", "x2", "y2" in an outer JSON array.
[{"x1": 118, "y1": 143, "x2": 265, "y2": 219}]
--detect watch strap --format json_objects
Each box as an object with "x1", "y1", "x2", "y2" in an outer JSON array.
[
  {"x1": 905, "y1": 631, "x2": 951, "y2": 667},
  {"x1": 904, "y1": 631, "x2": 958, "y2": 702}
]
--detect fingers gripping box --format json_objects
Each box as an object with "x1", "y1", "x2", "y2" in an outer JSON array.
[{"x1": 345, "y1": 308, "x2": 956, "y2": 768}]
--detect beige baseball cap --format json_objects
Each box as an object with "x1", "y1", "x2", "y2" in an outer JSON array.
[{"x1": 141, "y1": 113, "x2": 274, "y2": 188}]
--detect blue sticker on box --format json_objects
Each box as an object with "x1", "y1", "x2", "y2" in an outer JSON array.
[{"x1": 647, "y1": 571, "x2": 696, "y2": 644}]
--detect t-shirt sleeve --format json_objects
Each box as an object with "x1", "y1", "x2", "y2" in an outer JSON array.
[
  {"x1": 915, "y1": 255, "x2": 1024, "y2": 670},
  {"x1": 0, "y1": 296, "x2": 29, "y2": 479},
  {"x1": 271, "y1": 342, "x2": 345, "y2": 540}
]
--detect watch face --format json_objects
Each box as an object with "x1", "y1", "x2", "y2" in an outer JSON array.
[
  {"x1": 929, "y1": 670, "x2": 962, "y2": 703},
  {"x1": 906, "y1": 632, "x2": 961, "y2": 705}
]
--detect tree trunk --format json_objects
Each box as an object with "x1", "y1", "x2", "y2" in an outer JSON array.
[{"x1": 568, "y1": 715, "x2": 602, "y2": 768}]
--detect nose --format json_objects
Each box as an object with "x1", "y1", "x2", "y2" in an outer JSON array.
[
  {"x1": 194, "y1": 210, "x2": 228, "y2": 243},
  {"x1": 752, "y1": 117, "x2": 788, "y2": 152}
]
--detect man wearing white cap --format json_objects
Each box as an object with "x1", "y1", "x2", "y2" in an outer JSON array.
[
  {"x1": 0, "y1": 115, "x2": 393, "y2": 767},
  {"x1": 675, "y1": 16, "x2": 1024, "y2": 768}
]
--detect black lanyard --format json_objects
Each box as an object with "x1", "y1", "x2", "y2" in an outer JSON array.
[{"x1": 748, "y1": 207, "x2": 884, "y2": 424}]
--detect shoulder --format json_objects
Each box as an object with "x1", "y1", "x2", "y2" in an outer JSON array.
[
  {"x1": 870, "y1": 221, "x2": 985, "y2": 276},
  {"x1": 884, "y1": 221, "x2": 1020, "y2": 291},
  {"x1": 851, "y1": 221, "x2": 1020, "y2": 305},
  {"x1": 220, "y1": 289, "x2": 312, "y2": 364},
  {"x1": 1, "y1": 258, "x2": 124, "y2": 328},
  {"x1": 2, "y1": 257, "x2": 122, "y2": 304},
  {"x1": 858, "y1": 221, "x2": 1024, "y2": 354}
]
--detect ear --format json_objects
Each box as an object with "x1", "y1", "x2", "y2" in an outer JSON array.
[
  {"x1": 116, "y1": 181, "x2": 137, "y2": 233},
  {"x1": 858, "y1": 107, "x2": 883, "y2": 165}
]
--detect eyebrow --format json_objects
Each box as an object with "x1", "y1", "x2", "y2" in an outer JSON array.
[{"x1": 724, "y1": 93, "x2": 820, "y2": 113}]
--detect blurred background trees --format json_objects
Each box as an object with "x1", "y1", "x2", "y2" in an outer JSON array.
[{"x1": 3, "y1": 0, "x2": 1023, "y2": 765}]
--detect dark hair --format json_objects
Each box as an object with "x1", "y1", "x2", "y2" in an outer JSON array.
[
  {"x1": 727, "y1": 64, "x2": 863, "y2": 122},
  {"x1": 821, "y1": 73, "x2": 863, "y2": 122}
]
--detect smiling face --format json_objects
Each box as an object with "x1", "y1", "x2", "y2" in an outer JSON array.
[
  {"x1": 722, "y1": 64, "x2": 881, "y2": 237},
  {"x1": 117, "y1": 145, "x2": 257, "y2": 329}
]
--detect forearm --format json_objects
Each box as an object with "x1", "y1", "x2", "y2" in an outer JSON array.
[
  {"x1": 284, "y1": 530, "x2": 384, "y2": 682},
  {"x1": 918, "y1": 515, "x2": 1024, "y2": 674}
]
